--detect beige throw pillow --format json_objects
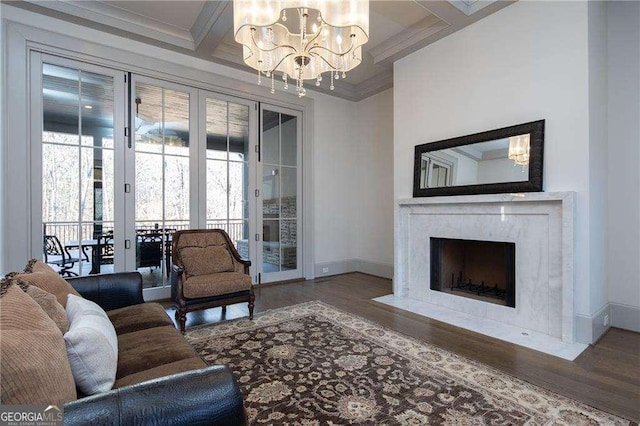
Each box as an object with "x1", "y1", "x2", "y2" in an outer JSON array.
[
  {"x1": 179, "y1": 245, "x2": 235, "y2": 276},
  {"x1": 0, "y1": 279, "x2": 77, "y2": 405},
  {"x1": 23, "y1": 284, "x2": 69, "y2": 334},
  {"x1": 9, "y1": 259, "x2": 80, "y2": 308},
  {"x1": 64, "y1": 294, "x2": 118, "y2": 395}
]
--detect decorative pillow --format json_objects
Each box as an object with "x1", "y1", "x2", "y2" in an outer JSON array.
[
  {"x1": 64, "y1": 294, "x2": 118, "y2": 395},
  {"x1": 179, "y1": 245, "x2": 235, "y2": 276},
  {"x1": 0, "y1": 279, "x2": 77, "y2": 404},
  {"x1": 8, "y1": 259, "x2": 80, "y2": 308},
  {"x1": 21, "y1": 283, "x2": 69, "y2": 334}
]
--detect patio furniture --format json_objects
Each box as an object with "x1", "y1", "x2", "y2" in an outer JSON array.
[{"x1": 43, "y1": 234, "x2": 80, "y2": 277}]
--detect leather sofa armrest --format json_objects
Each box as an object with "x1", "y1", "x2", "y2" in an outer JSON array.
[
  {"x1": 66, "y1": 272, "x2": 144, "y2": 311},
  {"x1": 63, "y1": 365, "x2": 247, "y2": 426}
]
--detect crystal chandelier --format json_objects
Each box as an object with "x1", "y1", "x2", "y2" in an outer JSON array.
[
  {"x1": 233, "y1": 0, "x2": 369, "y2": 97},
  {"x1": 508, "y1": 134, "x2": 530, "y2": 169}
]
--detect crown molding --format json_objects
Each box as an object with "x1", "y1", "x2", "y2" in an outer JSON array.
[
  {"x1": 353, "y1": 69, "x2": 394, "y2": 101},
  {"x1": 191, "y1": 1, "x2": 233, "y2": 57},
  {"x1": 369, "y1": 14, "x2": 449, "y2": 66},
  {"x1": 448, "y1": 0, "x2": 497, "y2": 16},
  {"x1": 21, "y1": 0, "x2": 196, "y2": 50}
]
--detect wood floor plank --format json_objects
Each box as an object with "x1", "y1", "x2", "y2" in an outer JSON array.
[{"x1": 165, "y1": 272, "x2": 640, "y2": 422}]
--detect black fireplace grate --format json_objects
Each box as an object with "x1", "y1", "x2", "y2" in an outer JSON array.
[{"x1": 449, "y1": 273, "x2": 506, "y2": 301}]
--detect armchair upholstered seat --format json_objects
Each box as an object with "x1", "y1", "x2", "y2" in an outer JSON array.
[{"x1": 171, "y1": 229, "x2": 254, "y2": 333}]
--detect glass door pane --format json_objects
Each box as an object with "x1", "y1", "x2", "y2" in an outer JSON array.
[
  {"x1": 205, "y1": 98, "x2": 251, "y2": 257},
  {"x1": 134, "y1": 82, "x2": 190, "y2": 288},
  {"x1": 260, "y1": 106, "x2": 302, "y2": 282},
  {"x1": 41, "y1": 62, "x2": 116, "y2": 276}
]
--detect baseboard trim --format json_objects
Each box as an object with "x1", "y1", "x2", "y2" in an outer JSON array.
[
  {"x1": 610, "y1": 303, "x2": 640, "y2": 332},
  {"x1": 575, "y1": 304, "x2": 611, "y2": 344},
  {"x1": 314, "y1": 259, "x2": 394, "y2": 280},
  {"x1": 315, "y1": 259, "x2": 358, "y2": 277},
  {"x1": 143, "y1": 285, "x2": 171, "y2": 302},
  {"x1": 355, "y1": 260, "x2": 394, "y2": 279}
]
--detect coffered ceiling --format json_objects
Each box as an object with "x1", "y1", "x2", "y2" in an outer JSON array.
[{"x1": 8, "y1": 0, "x2": 515, "y2": 101}]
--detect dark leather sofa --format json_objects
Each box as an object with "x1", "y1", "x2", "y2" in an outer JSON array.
[{"x1": 62, "y1": 272, "x2": 247, "y2": 426}]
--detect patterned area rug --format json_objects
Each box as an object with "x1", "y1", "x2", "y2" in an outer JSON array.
[{"x1": 186, "y1": 302, "x2": 631, "y2": 425}]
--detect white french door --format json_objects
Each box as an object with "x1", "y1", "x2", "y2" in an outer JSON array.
[
  {"x1": 31, "y1": 53, "x2": 126, "y2": 277},
  {"x1": 31, "y1": 54, "x2": 303, "y2": 291},
  {"x1": 126, "y1": 76, "x2": 198, "y2": 296},
  {"x1": 199, "y1": 90, "x2": 258, "y2": 278},
  {"x1": 127, "y1": 79, "x2": 260, "y2": 296},
  {"x1": 257, "y1": 104, "x2": 303, "y2": 283}
]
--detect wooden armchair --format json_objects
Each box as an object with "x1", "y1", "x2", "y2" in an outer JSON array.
[{"x1": 170, "y1": 229, "x2": 254, "y2": 333}]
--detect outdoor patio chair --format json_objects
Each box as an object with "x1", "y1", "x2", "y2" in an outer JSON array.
[{"x1": 43, "y1": 234, "x2": 80, "y2": 277}]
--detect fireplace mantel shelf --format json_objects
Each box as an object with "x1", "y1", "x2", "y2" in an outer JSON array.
[{"x1": 397, "y1": 191, "x2": 575, "y2": 207}]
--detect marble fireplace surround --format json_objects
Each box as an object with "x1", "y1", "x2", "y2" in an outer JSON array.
[{"x1": 375, "y1": 192, "x2": 588, "y2": 360}]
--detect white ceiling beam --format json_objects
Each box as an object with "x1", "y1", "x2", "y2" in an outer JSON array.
[
  {"x1": 448, "y1": 0, "x2": 499, "y2": 16},
  {"x1": 22, "y1": 0, "x2": 196, "y2": 50},
  {"x1": 370, "y1": 0, "x2": 514, "y2": 66},
  {"x1": 369, "y1": 14, "x2": 449, "y2": 66},
  {"x1": 353, "y1": 69, "x2": 394, "y2": 101},
  {"x1": 192, "y1": 1, "x2": 234, "y2": 58}
]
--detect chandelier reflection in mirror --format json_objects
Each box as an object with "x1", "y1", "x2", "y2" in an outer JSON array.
[
  {"x1": 508, "y1": 134, "x2": 530, "y2": 170},
  {"x1": 233, "y1": 0, "x2": 369, "y2": 97}
]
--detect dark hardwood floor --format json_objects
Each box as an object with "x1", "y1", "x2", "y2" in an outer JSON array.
[{"x1": 165, "y1": 272, "x2": 640, "y2": 422}]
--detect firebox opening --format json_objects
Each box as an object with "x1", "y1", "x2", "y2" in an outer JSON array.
[{"x1": 430, "y1": 238, "x2": 516, "y2": 308}]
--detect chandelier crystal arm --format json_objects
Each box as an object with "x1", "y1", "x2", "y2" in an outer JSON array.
[
  {"x1": 308, "y1": 51, "x2": 344, "y2": 71},
  {"x1": 269, "y1": 52, "x2": 299, "y2": 74},
  {"x1": 250, "y1": 28, "x2": 297, "y2": 53},
  {"x1": 307, "y1": 36, "x2": 357, "y2": 58}
]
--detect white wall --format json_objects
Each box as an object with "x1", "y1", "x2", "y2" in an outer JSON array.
[
  {"x1": 354, "y1": 89, "x2": 394, "y2": 274},
  {"x1": 477, "y1": 158, "x2": 528, "y2": 185},
  {"x1": 450, "y1": 153, "x2": 478, "y2": 186},
  {"x1": 587, "y1": 1, "x2": 609, "y2": 330},
  {"x1": 607, "y1": 2, "x2": 640, "y2": 329},
  {"x1": 312, "y1": 92, "x2": 359, "y2": 265},
  {"x1": 394, "y1": 2, "x2": 600, "y2": 331},
  {"x1": 312, "y1": 88, "x2": 395, "y2": 276}
]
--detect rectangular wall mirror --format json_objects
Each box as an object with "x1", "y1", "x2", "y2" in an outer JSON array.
[{"x1": 413, "y1": 120, "x2": 544, "y2": 197}]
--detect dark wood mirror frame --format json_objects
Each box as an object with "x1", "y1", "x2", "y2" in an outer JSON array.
[{"x1": 413, "y1": 120, "x2": 545, "y2": 197}]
